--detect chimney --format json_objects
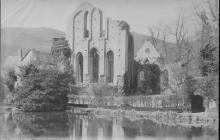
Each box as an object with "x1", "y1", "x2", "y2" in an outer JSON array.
[{"x1": 19, "y1": 48, "x2": 23, "y2": 61}]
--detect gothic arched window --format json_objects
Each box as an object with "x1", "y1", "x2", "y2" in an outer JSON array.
[{"x1": 84, "y1": 11, "x2": 89, "y2": 38}]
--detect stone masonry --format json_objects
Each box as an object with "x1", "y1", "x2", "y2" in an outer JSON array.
[{"x1": 67, "y1": 2, "x2": 134, "y2": 87}]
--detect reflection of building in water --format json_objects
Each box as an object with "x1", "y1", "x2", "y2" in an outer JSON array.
[
  {"x1": 1, "y1": 112, "x2": 217, "y2": 139},
  {"x1": 82, "y1": 119, "x2": 88, "y2": 140},
  {"x1": 71, "y1": 115, "x2": 123, "y2": 139},
  {"x1": 74, "y1": 119, "x2": 82, "y2": 138},
  {"x1": 70, "y1": 114, "x2": 209, "y2": 140},
  {"x1": 112, "y1": 118, "x2": 124, "y2": 139}
]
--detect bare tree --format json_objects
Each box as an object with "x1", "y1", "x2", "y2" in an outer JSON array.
[
  {"x1": 148, "y1": 26, "x2": 161, "y2": 47},
  {"x1": 169, "y1": 15, "x2": 192, "y2": 63},
  {"x1": 195, "y1": 0, "x2": 219, "y2": 26},
  {"x1": 148, "y1": 25, "x2": 169, "y2": 64}
]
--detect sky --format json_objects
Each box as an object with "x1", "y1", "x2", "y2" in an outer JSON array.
[{"x1": 1, "y1": 0, "x2": 202, "y2": 36}]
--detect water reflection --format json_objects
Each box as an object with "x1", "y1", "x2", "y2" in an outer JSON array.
[
  {"x1": 12, "y1": 111, "x2": 69, "y2": 137},
  {"x1": 0, "y1": 108, "x2": 218, "y2": 140}
]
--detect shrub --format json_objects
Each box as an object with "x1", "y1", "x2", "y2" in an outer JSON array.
[
  {"x1": 4, "y1": 70, "x2": 17, "y2": 93},
  {"x1": 14, "y1": 64, "x2": 75, "y2": 111},
  {"x1": 133, "y1": 62, "x2": 161, "y2": 95}
]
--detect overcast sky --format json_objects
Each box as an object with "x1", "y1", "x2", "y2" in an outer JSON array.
[{"x1": 1, "y1": 0, "x2": 201, "y2": 36}]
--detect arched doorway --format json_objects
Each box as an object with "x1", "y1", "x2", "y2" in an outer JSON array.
[
  {"x1": 76, "y1": 52, "x2": 83, "y2": 82},
  {"x1": 89, "y1": 48, "x2": 99, "y2": 83},
  {"x1": 106, "y1": 51, "x2": 114, "y2": 83}
]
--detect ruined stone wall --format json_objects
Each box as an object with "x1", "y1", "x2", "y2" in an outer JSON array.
[
  {"x1": 68, "y1": 94, "x2": 188, "y2": 111},
  {"x1": 67, "y1": 3, "x2": 133, "y2": 87}
]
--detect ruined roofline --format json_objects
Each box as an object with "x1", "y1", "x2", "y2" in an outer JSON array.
[
  {"x1": 20, "y1": 49, "x2": 32, "y2": 61},
  {"x1": 21, "y1": 49, "x2": 50, "y2": 62},
  {"x1": 66, "y1": 2, "x2": 130, "y2": 34},
  {"x1": 70, "y1": 1, "x2": 96, "y2": 16},
  {"x1": 79, "y1": 1, "x2": 95, "y2": 9}
]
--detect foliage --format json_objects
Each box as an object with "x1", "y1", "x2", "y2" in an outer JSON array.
[
  {"x1": 133, "y1": 62, "x2": 161, "y2": 95},
  {"x1": 19, "y1": 64, "x2": 39, "y2": 78},
  {"x1": 123, "y1": 72, "x2": 130, "y2": 95},
  {"x1": 14, "y1": 64, "x2": 75, "y2": 111},
  {"x1": 196, "y1": 0, "x2": 219, "y2": 103},
  {"x1": 196, "y1": 0, "x2": 219, "y2": 75},
  {"x1": 182, "y1": 76, "x2": 197, "y2": 104},
  {"x1": 199, "y1": 43, "x2": 218, "y2": 76},
  {"x1": 169, "y1": 63, "x2": 185, "y2": 95},
  {"x1": 198, "y1": 76, "x2": 218, "y2": 100},
  {"x1": 4, "y1": 70, "x2": 17, "y2": 93}
]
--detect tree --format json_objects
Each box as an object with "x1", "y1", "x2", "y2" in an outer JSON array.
[
  {"x1": 169, "y1": 63, "x2": 184, "y2": 94},
  {"x1": 169, "y1": 15, "x2": 194, "y2": 64},
  {"x1": 194, "y1": 0, "x2": 219, "y2": 110},
  {"x1": 14, "y1": 64, "x2": 75, "y2": 111},
  {"x1": 1, "y1": 56, "x2": 20, "y2": 93},
  {"x1": 196, "y1": 0, "x2": 219, "y2": 75},
  {"x1": 4, "y1": 70, "x2": 17, "y2": 93},
  {"x1": 148, "y1": 25, "x2": 169, "y2": 64}
]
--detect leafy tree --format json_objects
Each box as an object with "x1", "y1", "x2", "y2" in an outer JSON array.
[
  {"x1": 200, "y1": 43, "x2": 218, "y2": 76},
  {"x1": 199, "y1": 76, "x2": 218, "y2": 101},
  {"x1": 196, "y1": 0, "x2": 219, "y2": 106},
  {"x1": 14, "y1": 64, "x2": 75, "y2": 111},
  {"x1": 133, "y1": 62, "x2": 161, "y2": 95},
  {"x1": 4, "y1": 70, "x2": 17, "y2": 93}
]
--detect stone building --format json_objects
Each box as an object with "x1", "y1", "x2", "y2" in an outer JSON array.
[
  {"x1": 19, "y1": 37, "x2": 70, "y2": 69},
  {"x1": 19, "y1": 48, "x2": 54, "y2": 68},
  {"x1": 133, "y1": 40, "x2": 169, "y2": 94},
  {"x1": 67, "y1": 2, "x2": 134, "y2": 86}
]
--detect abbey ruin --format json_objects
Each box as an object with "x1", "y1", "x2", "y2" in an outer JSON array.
[
  {"x1": 67, "y1": 2, "x2": 134, "y2": 87},
  {"x1": 18, "y1": 2, "x2": 168, "y2": 95}
]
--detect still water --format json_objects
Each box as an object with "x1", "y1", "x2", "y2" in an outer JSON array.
[{"x1": 0, "y1": 107, "x2": 218, "y2": 140}]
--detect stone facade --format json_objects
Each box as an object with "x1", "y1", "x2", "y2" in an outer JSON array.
[
  {"x1": 51, "y1": 37, "x2": 71, "y2": 63},
  {"x1": 67, "y1": 2, "x2": 134, "y2": 86},
  {"x1": 19, "y1": 37, "x2": 70, "y2": 69},
  {"x1": 19, "y1": 49, "x2": 54, "y2": 67}
]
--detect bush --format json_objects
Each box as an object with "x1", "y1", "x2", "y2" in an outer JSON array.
[
  {"x1": 14, "y1": 64, "x2": 75, "y2": 111},
  {"x1": 4, "y1": 70, "x2": 17, "y2": 93},
  {"x1": 133, "y1": 62, "x2": 161, "y2": 95}
]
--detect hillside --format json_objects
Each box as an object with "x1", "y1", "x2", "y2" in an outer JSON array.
[{"x1": 1, "y1": 27, "x2": 65, "y2": 63}]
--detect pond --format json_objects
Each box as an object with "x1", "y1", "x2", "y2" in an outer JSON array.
[{"x1": 0, "y1": 107, "x2": 218, "y2": 140}]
